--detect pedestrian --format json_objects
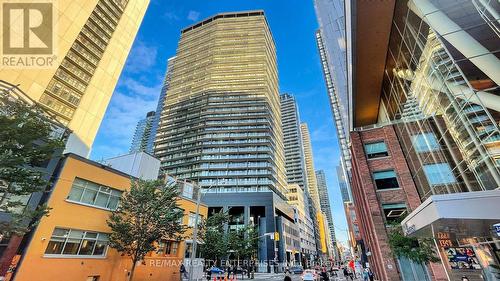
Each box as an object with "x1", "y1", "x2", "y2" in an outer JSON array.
[
  {"x1": 368, "y1": 269, "x2": 375, "y2": 281},
  {"x1": 343, "y1": 267, "x2": 349, "y2": 278},
  {"x1": 284, "y1": 273, "x2": 292, "y2": 281},
  {"x1": 320, "y1": 268, "x2": 330, "y2": 281},
  {"x1": 362, "y1": 268, "x2": 369, "y2": 281},
  {"x1": 180, "y1": 262, "x2": 188, "y2": 281},
  {"x1": 348, "y1": 269, "x2": 354, "y2": 281},
  {"x1": 206, "y1": 267, "x2": 212, "y2": 281}
]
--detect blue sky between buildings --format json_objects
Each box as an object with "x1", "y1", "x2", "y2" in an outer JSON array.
[{"x1": 91, "y1": 0, "x2": 349, "y2": 245}]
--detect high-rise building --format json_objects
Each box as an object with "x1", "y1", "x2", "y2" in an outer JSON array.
[
  {"x1": 315, "y1": 31, "x2": 351, "y2": 179},
  {"x1": 280, "y1": 93, "x2": 317, "y2": 261},
  {"x1": 1, "y1": 0, "x2": 150, "y2": 154},
  {"x1": 148, "y1": 56, "x2": 176, "y2": 155},
  {"x1": 345, "y1": 0, "x2": 500, "y2": 280},
  {"x1": 300, "y1": 123, "x2": 324, "y2": 258},
  {"x1": 300, "y1": 123, "x2": 321, "y2": 210},
  {"x1": 130, "y1": 111, "x2": 155, "y2": 153},
  {"x1": 280, "y1": 94, "x2": 308, "y2": 189},
  {"x1": 336, "y1": 165, "x2": 350, "y2": 202},
  {"x1": 315, "y1": 170, "x2": 336, "y2": 258},
  {"x1": 153, "y1": 11, "x2": 294, "y2": 268}
]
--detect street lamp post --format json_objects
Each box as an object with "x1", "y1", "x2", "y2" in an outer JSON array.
[{"x1": 188, "y1": 181, "x2": 222, "y2": 281}]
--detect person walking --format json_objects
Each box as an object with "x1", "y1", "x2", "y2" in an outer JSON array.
[
  {"x1": 320, "y1": 268, "x2": 330, "y2": 281},
  {"x1": 368, "y1": 269, "x2": 375, "y2": 281},
  {"x1": 180, "y1": 262, "x2": 188, "y2": 281},
  {"x1": 343, "y1": 267, "x2": 349, "y2": 279},
  {"x1": 362, "y1": 268, "x2": 369, "y2": 281}
]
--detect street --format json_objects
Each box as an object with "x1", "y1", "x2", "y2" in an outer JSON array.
[{"x1": 198, "y1": 272, "x2": 363, "y2": 281}]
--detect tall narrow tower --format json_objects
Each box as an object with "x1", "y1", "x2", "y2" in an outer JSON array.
[
  {"x1": 316, "y1": 169, "x2": 337, "y2": 258},
  {"x1": 280, "y1": 93, "x2": 317, "y2": 259},
  {"x1": 300, "y1": 123, "x2": 320, "y2": 210}
]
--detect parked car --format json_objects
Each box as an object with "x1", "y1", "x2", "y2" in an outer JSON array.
[
  {"x1": 302, "y1": 269, "x2": 319, "y2": 281},
  {"x1": 209, "y1": 266, "x2": 224, "y2": 274},
  {"x1": 290, "y1": 265, "x2": 304, "y2": 274}
]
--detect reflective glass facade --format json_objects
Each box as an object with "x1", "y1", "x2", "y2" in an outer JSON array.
[
  {"x1": 130, "y1": 111, "x2": 155, "y2": 153},
  {"x1": 378, "y1": 0, "x2": 500, "y2": 199}
]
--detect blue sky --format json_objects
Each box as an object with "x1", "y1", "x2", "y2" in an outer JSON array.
[{"x1": 91, "y1": 0, "x2": 349, "y2": 245}]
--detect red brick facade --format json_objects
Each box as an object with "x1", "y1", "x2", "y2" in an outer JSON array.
[{"x1": 350, "y1": 125, "x2": 443, "y2": 281}]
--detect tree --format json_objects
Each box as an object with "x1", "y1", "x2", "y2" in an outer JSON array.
[
  {"x1": 0, "y1": 95, "x2": 64, "y2": 236},
  {"x1": 387, "y1": 217, "x2": 440, "y2": 264},
  {"x1": 107, "y1": 179, "x2": 186, "y2": 281},
  {"x1": 227, "y1": 225, "x2": 260, "y2": 262},
  {"x1": 199, "y1": 210, "x2": 230, "y2": 266}
]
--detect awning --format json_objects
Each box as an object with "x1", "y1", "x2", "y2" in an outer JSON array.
[{"x1": 401, "y1": 190, "x2": 500, "y2": 238}]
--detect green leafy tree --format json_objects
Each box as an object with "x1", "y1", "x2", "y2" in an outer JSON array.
[
  {"x1": 199, "y1": 210, "x2": 230, "y2": 265},
  {"x1": 0, "y1": 95, "x2": 64, "y2": 236},
  {"x1": 387, "y1": 217, "x2": 440, "y2": 264},
  {"x1": 242, "y1": 225, "x2": 259, "y2": 260},
  {"x1": 107, "y1": 179, "x2": 186, "y2": 281}
]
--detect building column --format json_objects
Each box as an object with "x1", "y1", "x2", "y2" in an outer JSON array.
[{"x1": 409, "y1": 0, "x2": 500, "y2": 85}]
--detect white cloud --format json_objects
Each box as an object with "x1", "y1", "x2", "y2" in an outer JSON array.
[
  {"x1": 121, "y1": 77, "x2": 163, "y2": 99},
  {"x1": 90, "y1": 77, "x2": 163, "y2": 160},
  {"x1": 187, "y1": 10, "x2": 200, "y2": 21},
  {"x1": 310, "y1": 123, "x2": 337, "y2": 142},
  {"x1": 163, "y1": 10, "x2": 180, "y2": 21},
  {"x1": 124, "y1": 41, "x2": 158, "y2": 73}
]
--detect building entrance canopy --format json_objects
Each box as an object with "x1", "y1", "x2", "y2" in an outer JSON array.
[{"x1": 402, "y1": 190, "x2": 500, "y2": 239}]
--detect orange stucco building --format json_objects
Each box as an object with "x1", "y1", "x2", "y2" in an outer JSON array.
[{"x1": 12, "y1": 153, "x2": 207, "y2": 281}]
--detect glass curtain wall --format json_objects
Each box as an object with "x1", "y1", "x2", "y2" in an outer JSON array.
[{"x1": 380, "y1": 0, "x2": 500, "y2": 200}]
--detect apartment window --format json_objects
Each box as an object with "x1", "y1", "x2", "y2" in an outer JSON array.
[
  {"x1": 423, "y1": 163, "x2": 457, "y2": 185},
  {"x1": 364, "y1": 141, "x2": 388, "y2": 159},
  {"x1": 44, "y1": 228, "x2": 109, "y2": 257},
  {"x1": 187, "y1": 213, "x2": 197, "y2": 227},
  {"x1": 411, "y1": 133, "x2": 439, "y2": 152},
  {"x1": 157, "y1": 240, "x2": 179, "y2": 256},
  {"x1": 373, "y1": 170, "x2": 399, "y2": 190},
  {"x1": 67, "y1": 178, "x2": 122, "y2": 210},
  {"x1": 182, "y1": 182, "x2": 194, "y2": 199},
  {"x1": 165, "y1": 241, "x2": 179, "y2": 255},
  {"x1": 382, "y1": 203, "x2": 407, "y2": 224}
]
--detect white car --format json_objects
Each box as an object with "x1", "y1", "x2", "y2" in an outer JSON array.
[{"x1": 301, "y1": 269, "x2": 319, "y2": 281}]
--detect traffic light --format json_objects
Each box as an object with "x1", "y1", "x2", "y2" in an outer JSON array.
[{"x1": 274, "y1": 232, "x2": 279, "y2": 241}]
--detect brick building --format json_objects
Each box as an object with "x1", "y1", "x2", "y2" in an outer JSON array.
[{"x1": 350, "y1": 124, "x2": 445, "y2": 281}]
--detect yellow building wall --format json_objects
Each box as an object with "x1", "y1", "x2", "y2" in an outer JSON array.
[
  {"x1": 317, "y1": 212, "x2": 327, "y2": 254},
  {"x1": 14, "y1": 155, "x2": 206, "y2": 281},
  {"x1": 0, "y1": 0, "x2": 149, "y2": 149}
]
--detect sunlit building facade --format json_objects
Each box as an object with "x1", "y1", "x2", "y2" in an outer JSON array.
[
  {"x1": 280, "y1": 94, "x2": 318, "y2": 260},
  {"x1": 315, "y1": 170, "x2": 337, "y2": 259},
  {"x1": 153, "y1": 11, "x2": 293, "y2": 269},
  {"x1": 1, "y1": 0, "x2": 150, "y2": 153}
]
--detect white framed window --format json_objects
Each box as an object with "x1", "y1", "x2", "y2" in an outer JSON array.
[
  {"x1": 364, "y1": 141, "x2": 389, "y2": 159},
  {"x1": 44, "y1": 228, "x2": 109, "y2": 257},
  {"x1": 67, "y1": 178, "x2": 122, "y2": 210}
]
